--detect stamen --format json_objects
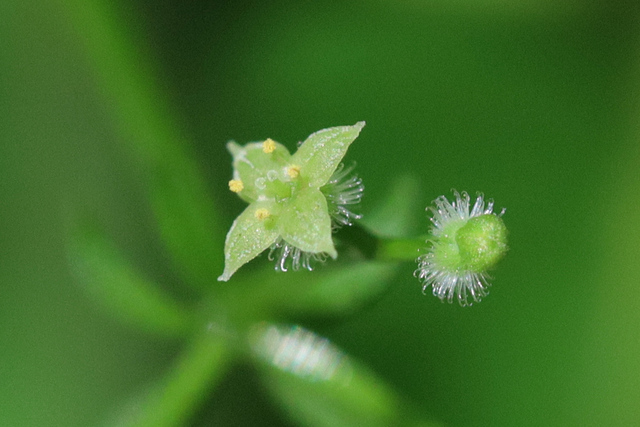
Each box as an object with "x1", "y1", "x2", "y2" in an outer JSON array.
[
  {"x1": 254, "y1": 208, "x2": 271, "y2": 220},
  {"x1": 228, "y1": 179, "x2": 244, "y2": 193},
  {"x1": 287, "y1": 165, "x2": 301, "y2": 179},
  {"x1": 263, "y1": 138, "x2": 277, "y2": 153}
]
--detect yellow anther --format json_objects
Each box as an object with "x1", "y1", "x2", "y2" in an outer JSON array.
[
  {"x1": 287, "y1": 165, "x2": 301, "y2": 179},
  {"x1": 254, "y1": 208, "x2": 271, "y2": 220},
  {"x1": 228, "y1": 179, "x2": 244, "y2": 193},
  {"x1": 262, "y1": 138, "x2": 276, "y2": 153}
]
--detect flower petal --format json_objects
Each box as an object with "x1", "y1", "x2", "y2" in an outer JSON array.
[
  {"x1": 292, "y1": 122, "x2": 365, "y2": 187},
  {"x1": 227, "y1": 140, "x2": 292, "y2": 203},
  {"x1": 278, "y1": 188, "x2": 337, "y2": 258},
  {"x1": 218, "y1": 201, "x2": 280, "y2": 281}
]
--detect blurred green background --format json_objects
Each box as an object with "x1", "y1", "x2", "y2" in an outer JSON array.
[{"x1": 2, "y1": 0, "x2": 640, "y2": 425}]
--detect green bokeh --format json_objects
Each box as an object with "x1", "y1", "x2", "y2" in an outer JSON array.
[{"x1": 2, "y1": 0, "x2": 640, "y2": 426}]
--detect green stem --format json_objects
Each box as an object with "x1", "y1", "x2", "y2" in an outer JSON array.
[
  {"x1": 375, "y1": 236, "x2": 428, "y2": 262},
  {"x1": 130, "y1": 333, "x2": 230, "y2": 427}
]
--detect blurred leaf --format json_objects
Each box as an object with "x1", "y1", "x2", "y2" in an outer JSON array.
[
  {"x1": 149, "y1": 160, "x2": 223, "y2": 289},
  {"x1": 224, "y1": 261, "x2": 399, "y2": 320},
  {"x1": 271, "y1": 261, "x2": 398, "y2": 317},
  {"x1": 67, "y1": 221, "x2": 192, "y2": 337},
  {"x1": 361, "y1": 174, "x2": 423, "y2": 238},
  {"x1": 104, "y1": 332, "x2": 229, "y2": 427},
  {"x1": 64, "y1": 0, "x2": 224, "y2": 289},
  {"x1": 250, "y1": 323, "x2": 438, "y2": 427},
  {"x1": 63, "y1": 0, "x2": 180, "y2": 166}
]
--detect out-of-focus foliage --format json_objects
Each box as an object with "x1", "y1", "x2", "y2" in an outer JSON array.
[
  {"x1": 67, "y1": 220, "x2": 192, "y2": 337},
  {"x1": 2, "y1": 0, "x2": 640, "y2": 426}
]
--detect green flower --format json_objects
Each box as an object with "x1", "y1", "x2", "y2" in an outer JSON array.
[{"x1": 218, "y1": 122, "x2": 366, "y2": 282}]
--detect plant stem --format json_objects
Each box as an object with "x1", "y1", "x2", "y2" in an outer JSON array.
[{"x1": 375, "y1": 236, "x2": 428, "y2": 262}]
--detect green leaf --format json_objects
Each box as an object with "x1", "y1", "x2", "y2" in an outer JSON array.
[
  {"x1": 215, "y1": 261, "x2": 398, "y2": 329},
  {"x1": 269, "y1": 261, "x2": 398, "y2": 317},
  {"x1": 218, "y1": 202, "x2": 280, "y2": 282},
  {"x1": 150, "y1": 160, "x2": 223, "y2": 290},
  {"x1": 293, "y1": 122, "x2": 365, "y2": 187},
  {"x1": 67, "y1": 221, "x2": 192, "y2": 337},
  {"x1": 279, "y1": 187, "x2": 336, "y2": 257},
  {"x1": 251, "y1": 324, "x2": 397, "y2": 427},
  {"x1": 360, "y1": 174, "x2": 422, "y2": 238},
  {"x1": 105, "y1": 333, "x2": 229, "y2": 427},
  {"x1": 64, "y1": 0, "x2": 225, "y2": 290},
  {"x1": 251, "y1": 324, "x2": 436, "y2": 427}
]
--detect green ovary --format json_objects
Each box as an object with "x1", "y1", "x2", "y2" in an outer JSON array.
[
  {"x1": 433, "y1": 214, "x2": 508, "y2": 273},
  {"x1": 263, "y1": 176, "x2": 294, "y2": 200},
  {"x1": 456, "y1": 214, "x2": 508, "y2": 272}
]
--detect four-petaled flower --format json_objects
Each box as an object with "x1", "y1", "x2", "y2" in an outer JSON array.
[{"x1": 218, "y1": 122, "x2": 365, "y2": 282}]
